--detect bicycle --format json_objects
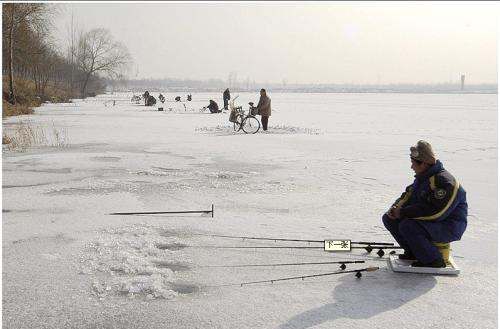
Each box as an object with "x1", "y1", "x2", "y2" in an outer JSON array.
[{"x1": 230, "y1": 102, "x2": 260, "y2": 134}]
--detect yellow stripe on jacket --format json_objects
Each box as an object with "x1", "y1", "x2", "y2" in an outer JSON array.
[
  {"x1": 415, "y1": 177, "x2": 460, "y2": 221},
  {"x1": 394, "y1": 187, "x2": 412, "y2": 208}
]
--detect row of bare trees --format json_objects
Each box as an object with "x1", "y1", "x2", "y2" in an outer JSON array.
[{"x1": 2, "y1": 3, "x2": 132, "y2": 105}]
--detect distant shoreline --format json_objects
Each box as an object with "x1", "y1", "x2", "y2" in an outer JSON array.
[{"x1": 113, "y1": 89, "x2": 498, "y2": 95}]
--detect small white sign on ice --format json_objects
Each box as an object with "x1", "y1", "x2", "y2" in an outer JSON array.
[{"x1": 324, "y1": 240, "x2": 351, "y2": 251}]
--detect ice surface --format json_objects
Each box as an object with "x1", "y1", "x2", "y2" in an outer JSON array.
[{"x1": 2, "y1": 92, "x2": 497, "y2": 328}]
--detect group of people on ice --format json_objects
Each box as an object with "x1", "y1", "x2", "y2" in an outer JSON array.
[
  {"x1": 206, "y1": 88, "x2": 272, "y2": 131},
  {"x1": 205, "y1": 88, "x2": 232, "y2": 113},
  {"x1": 136, "y1": 92, "x2": 193, "y2": 106}
]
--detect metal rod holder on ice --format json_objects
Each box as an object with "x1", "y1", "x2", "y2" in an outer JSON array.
[{"x1": 109, "y1": 204, "x2": 214, "y2": 217}]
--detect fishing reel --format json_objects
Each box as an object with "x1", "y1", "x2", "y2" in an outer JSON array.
[{"x1": 364, "y1": 245, "x2": 399, "y2": 257}]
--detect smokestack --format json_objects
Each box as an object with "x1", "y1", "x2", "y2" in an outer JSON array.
[{"x1": 460, "y1": 74, "x2": 465, "y2": 91}]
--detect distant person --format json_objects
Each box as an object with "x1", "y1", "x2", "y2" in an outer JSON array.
[
  {"x1": 143, "y1": 91, "x2": 150, "y2": 106},
  {"x1": 187, "y1": 94, "x2": 192, "y2": 101},
  {"x1": 255, "y1": 88, "x2": 271, "y2": 131},
  {"x1": 223, "y1": 88, "x2": 231, "y2": 110},
  {"x1": 383, "y1": 141, "x2": 468, "y2": 268},
  {"x1": 131, "y1": 95, "x2": 141, "y2": 104},
  {"x1": 206, "y1": 100, "x2": 220, "y2": 113},
  {"x1": 158, "y1": 93, "x2": 165, "y2": 103},
  {"x1": 146, "y1": 95, "x2": 157, "y2": 106},
  {"x1": 175, "y1": 96, "x2": 181, "y2": 102}
]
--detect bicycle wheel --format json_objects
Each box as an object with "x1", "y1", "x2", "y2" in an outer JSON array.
[
  {"x1": 233, "y1": 115, "x2": 243, "y2": 131},
  {"x1": 242, "y1": 116, "x2": 260, "y2": 134}
]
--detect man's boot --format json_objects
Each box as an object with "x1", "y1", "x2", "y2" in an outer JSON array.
[
  {"x1": 398, "y1": 250, "x2": 416, "y2": 261},
  {"x1": 411, "y1": 258, "x2": 446, "y2": 268}
]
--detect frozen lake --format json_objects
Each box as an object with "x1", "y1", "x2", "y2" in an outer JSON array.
[{"x1": 2, "y1": 92, "x2": 497, "y2": 328}]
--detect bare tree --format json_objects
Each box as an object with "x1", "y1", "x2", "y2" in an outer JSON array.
[
  {"x1": 2, "y1": 3, "x2": 52, "y2": 104},
  {"x1": 64, "y1": 7, "x2": 80, "y2": 94},
  {"x1": 75, "y1": 28, "x2": 131, "y2": 97}
]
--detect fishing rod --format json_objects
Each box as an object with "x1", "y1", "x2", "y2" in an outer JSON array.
[
  {"x1": 199, "y1": 246, "x2": 397, "y2": 250},
  {"x1": 195, "y1": 233, "x2": 395, "y2": 246},
  {"x1": 194, "y1": 245, "x2": 402, "y2": 257},
  {"x1": 237, "y1": 266, "x2": 380, "y2": 286},
  {"x1": 201, "y1": 260, "x2": 365, "y2": 270}
]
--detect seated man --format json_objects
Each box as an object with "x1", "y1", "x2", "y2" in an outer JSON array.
[
  {"x1": 206, "y1": 99, "x2": 220, "y2": 113},
  {"x1": 382, "y1": 140, "x2": 468, "y2": 268},
  {"x1": 146, "y1": 95, "x2": 156, "y2": 106}
]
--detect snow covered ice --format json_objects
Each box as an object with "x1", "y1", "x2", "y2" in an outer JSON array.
[{"x1": 2, "y1": 92, "x2": 497, "y2": 328}]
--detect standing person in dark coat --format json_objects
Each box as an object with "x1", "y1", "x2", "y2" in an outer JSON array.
[
  {"x1": 143, "y1": 91, "x2": 150, "y2": 106},
  {"x1": 255, "y1": 88, "x2": 271, "y2": 131},
  {"x1": 223, "y1": 88, "x2": 231, "y2": 110},
  {"x1": 382, "y1": 141, "x2": 468, "y2": 268}
]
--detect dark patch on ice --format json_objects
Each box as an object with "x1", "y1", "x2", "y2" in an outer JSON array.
[
  {"x1": 3, "y1": 182, "x2": 54, "y2": 189},
  {"x1": 110, "y1": 267, "x2": 129, "y2": 275},
  {"x1": 45, "y1": 187, "x2": 120, "y2": 196},
  {"x1": 2, "y1": 208, "x2": 32, "y2": 213},
  {"x1": 94, "y1": 167, "x2": 129, "y2": 175},
  {"x1": 209, "y1": 171, "x2": 246, "y2": 180},
  {"x1": 133, "y1": 167, "x2": 181, "y2": 176},
  {"x1": 11, "y1": 233, "x2": 75, "y2": 245},
  {"x1": 90, "y1": 156, "x2": 121, "y2": 162},
  {"x1": 158, "y1": 229, "x2": 179, "y2": 237},
  {"x1": 22, "y1": 168, "x2": 73, "y2": 174},
  {"x1": 64, "y1": 143, "x2": 109, "y2": 151},
  {"x1": 152, "y1": 167, "x2": 181, "y2": 172},
  {"x1": 143, "y1": 150, "x2": 172, "y2": 155},
  {"x1": 3, "y1": 207, "x2": 70, "y2": 214},
  {"x1": 170, "y1": 282, "x2": 199, "y2": 294},
  {"x1": 174, "y1": 154, "x2": 196, "y2": 160},
  {"x1": 154, "y1": 261, "x2": 191, "y2": 272},
  {"x1": 129, "y1": 180, "x2": 153, "y2": 184},
  {"x1": 156, "y1": 243, "x2": 188, "y2": 251}
]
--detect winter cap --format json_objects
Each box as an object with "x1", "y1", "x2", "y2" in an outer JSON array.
[{"x1": 410, "y1": 140, "x2": 436, "y2": 165}]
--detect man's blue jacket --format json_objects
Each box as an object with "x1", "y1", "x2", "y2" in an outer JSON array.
[{"x1": 392, "y1": 160, "x2": 468, "y2": 241}]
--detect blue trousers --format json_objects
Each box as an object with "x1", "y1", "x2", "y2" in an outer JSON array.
[{"x1": 382, "y1": 214, "x2": 443, "y2": 264}]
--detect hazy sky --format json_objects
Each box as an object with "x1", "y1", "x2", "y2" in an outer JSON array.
[{"x1": 53, "y1": 2, "x2": 498, "y2": 84}]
